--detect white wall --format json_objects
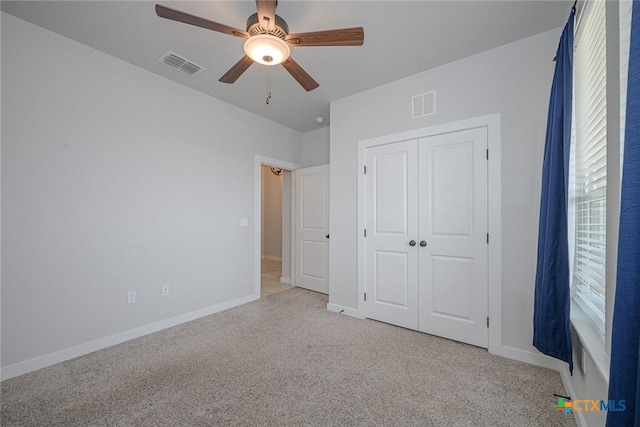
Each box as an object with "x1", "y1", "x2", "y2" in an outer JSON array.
[
  {"x1": 261, "y1": 165, "x2": 283, "y2": 259},
  {"x1": 1, "y1": 13, "x2": 301, "y2": 369},
  {"x1": 329, "y1": 28, "x2": 562, "y2": 356},
  {"x1": 302, "y1": 127, "x2": 330, "y2": 167}
]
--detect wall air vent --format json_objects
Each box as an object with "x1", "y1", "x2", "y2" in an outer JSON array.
[
  {"x1": 159, "y1": 51, "x2": 205, "y2": 76},
  {"x1": 411, "y1": 90, "x2": 436, "y2": 119}
]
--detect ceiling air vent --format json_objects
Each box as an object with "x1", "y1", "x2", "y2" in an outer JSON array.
[
  {"x1": 159, "y1": 51, "x2": 205, "y2": 76},
  {"x1": 411, "y1": 90, "x2": 436, "y2": 119}
]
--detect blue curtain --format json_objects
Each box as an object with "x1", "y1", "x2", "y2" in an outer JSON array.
[
  {"x1": 607, "y1": 2, "x2": 640, "y2": 425},
  {"x1": 532, "y1": 9, "x2": 575, "y2": 373}
]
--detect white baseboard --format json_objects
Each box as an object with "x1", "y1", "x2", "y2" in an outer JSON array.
[
  {"x1": 494, "y1": 346, "x2": 586, "y2": 425},
  {"x1": 492, "y1": 345, "x2": 565, "y2": 371},
  {"x1": 261, "y1": 255, "x2": 282, "y2": 261},
  {"x1": 1, "y1": 293, "x2": 259, "y2": 381},
  {"x1": 559, "y1": 367, "x2": 588, "y2": 427},
  {"x1": 280, "y1": 277, "x2": 292, "y2": 284},
  {"x1": 326, "y1": 303, "x2": 365, "y2": 319}
]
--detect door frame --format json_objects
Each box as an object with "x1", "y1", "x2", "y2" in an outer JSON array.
[
  {"x1": 357, "y1": 114, "x2": 502, "y2": 354},
  {"x1": 254, "y1": 155, "x2": 301, "y2": 299}
]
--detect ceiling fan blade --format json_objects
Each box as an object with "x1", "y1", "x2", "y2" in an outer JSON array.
[
  {"x1": 285, "y1": 27, "x2": 364, "y2": 47},
  {"x1": 281, "y1": 57, "x2": 319, "y2": 92},
  {"x1": 219, "y1": 56, "x2": 254, "y2": 84},
  {"x1": 255, "y1": 0, "x2": 277, "y2": 31},
  {"x1": 156, "y1": 4, "x2": 249, "y2": 39}
]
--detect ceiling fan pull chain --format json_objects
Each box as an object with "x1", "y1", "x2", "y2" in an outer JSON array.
[{"x1": 266, "y1": 67, "x2": 272, "y2": 105}]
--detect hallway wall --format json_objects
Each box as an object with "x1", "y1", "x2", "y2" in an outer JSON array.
[{"x1": 261, "y1": 165, "x2": 283, "y2": 260}]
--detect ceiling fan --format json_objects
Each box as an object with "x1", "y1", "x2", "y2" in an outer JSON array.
[{"x1": 155, "y1": 1, "x2": 364, "y2": 92}]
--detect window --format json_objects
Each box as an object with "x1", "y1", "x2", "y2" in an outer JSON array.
[
  {"x1": 570, "y1": 0, "x2": 607, "y2": 334},
  {"x1": 620, "y1": 0, "x2": 633, "y2": 159}
]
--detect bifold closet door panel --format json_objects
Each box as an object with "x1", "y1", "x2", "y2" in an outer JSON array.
[
  {"x1": 364, "y1": 140, "x2": 419, "y2": 330},
  {"x1": 417, "y1": 128, "x2": 488, "y2": 348}
]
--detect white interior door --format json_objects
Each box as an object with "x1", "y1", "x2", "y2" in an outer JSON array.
[
  {"x1": 418, "y1": 128, "x2": 488, "y2": 347},
  {"x1": 294, "y1": 165, "x2": 329, "y2": 294},
  {"x1": 364, "y1": 140, "x2": 419, "y2": 330}
]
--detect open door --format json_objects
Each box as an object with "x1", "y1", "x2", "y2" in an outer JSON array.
[{"x1": 294, "y1": 165, "x2": 329, "y2": 294}]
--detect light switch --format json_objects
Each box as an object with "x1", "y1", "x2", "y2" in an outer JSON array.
[{"x1": 240, "y1": 218, "x2": 249, "y2": 227}]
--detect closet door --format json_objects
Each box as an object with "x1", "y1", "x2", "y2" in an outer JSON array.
[
  {"x1": 364, "y1": 140, "x2": 419, "y2": 330},
  {"x1": 417, "y1": 128, "x2": 488, "y2": 348}
]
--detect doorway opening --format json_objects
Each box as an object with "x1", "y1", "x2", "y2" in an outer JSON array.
[
  {"x1": 253, "y1": 156, "x2": 300, "y2": 299},
  {"x1": 260, "y1": 164, "x2": 293, "y2": 297}
]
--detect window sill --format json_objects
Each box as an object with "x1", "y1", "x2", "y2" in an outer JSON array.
[{"x1": 570, "y1": 301, "x2": 610, "y2": 383}]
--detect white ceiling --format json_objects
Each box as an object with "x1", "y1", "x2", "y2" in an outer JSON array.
[{"x1": 1, "y1": 1, "x2": 571, "y2": 132}]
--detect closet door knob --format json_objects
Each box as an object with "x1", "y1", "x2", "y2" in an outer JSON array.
[
  {"x1": 409, "y1": 240, "x2": 416, "y2": 247},
  {"x1": 420, "y1": 241, "x2": 427, "y2": 247}
]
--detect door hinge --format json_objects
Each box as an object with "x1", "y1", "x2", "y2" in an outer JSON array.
[
  {"x1": 364, "y1": 229, "x2": 367, "y2": 237},
  {"x1": 486, "y1": 149, "x2": 489, "y2": 160},
  {"x1": 487, "y1": 316, "x2": 490, "y2": 328},
  {"x1": 364, "y1": 292, "x2": 367, "y2": 301},
  {"x1": 486, "y1": 233, "x2": 489, "y2": 244},
  {"x1": 364, "y1": 165, "x2": 367, "y2": 174}
]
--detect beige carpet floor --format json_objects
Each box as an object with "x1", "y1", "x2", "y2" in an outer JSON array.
[{"x1": 1, "y1": 288, "x2": 576, "y2": 426}]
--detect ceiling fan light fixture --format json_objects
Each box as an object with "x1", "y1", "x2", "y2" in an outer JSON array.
[{"x1": 244, "y1": 34, "x2": 290, "y2": 66}]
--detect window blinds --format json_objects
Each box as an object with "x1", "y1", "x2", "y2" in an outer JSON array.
[
  {"x1": 571, "y1": 0, "x2": 607, "y2": 333},
  {"x1": 620, "y1": 0, "x2": 633, "y2": 159}
]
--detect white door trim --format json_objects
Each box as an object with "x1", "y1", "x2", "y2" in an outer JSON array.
[
  {"x1": 254, "y1": 155, "x2": 301, "y2": 299},
  {"x1": 357, "y1": 113, "x2": 502, "y2": 354}
]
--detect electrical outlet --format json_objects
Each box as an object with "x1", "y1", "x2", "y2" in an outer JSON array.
[
  {"x1": 162, "y1": 284, "x2": 169, "y2": 297},
  {"x1": 128, "y1": 291, "x2": 136, "y2": 304}
]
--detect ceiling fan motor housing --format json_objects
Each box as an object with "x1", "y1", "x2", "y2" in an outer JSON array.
[{"x1": 246, "y1": 13, "x2": 289, "y2": 39}]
